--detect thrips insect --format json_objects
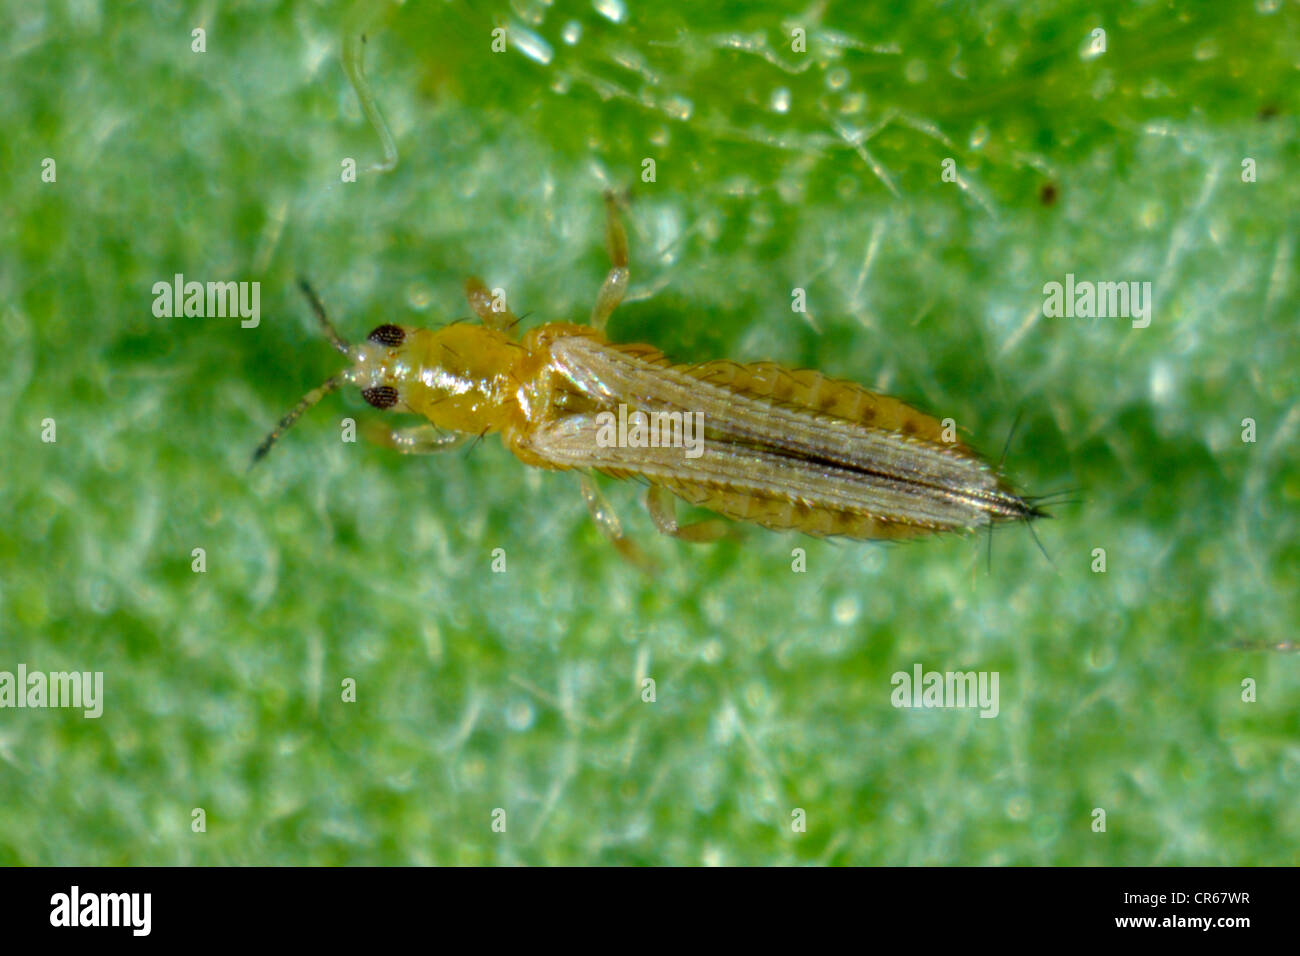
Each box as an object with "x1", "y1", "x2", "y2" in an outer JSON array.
[{"x1": 253, "y1": 193, "x2": 1048, "y2": 563}]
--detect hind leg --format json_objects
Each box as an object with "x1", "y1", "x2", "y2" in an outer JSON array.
[
  {"x1": 645, "y1": 486, "x2": 734, "y2": 542},
  {"x1": 366, "y1": 422, "x2": 468, "y2": 454}
]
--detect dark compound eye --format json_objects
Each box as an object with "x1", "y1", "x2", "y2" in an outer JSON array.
[
  {"x1": 367, "y1": 324, "x2": 405, "y2": 346},
  {"x1": 361, "y1": 385, "x2": 399, "y2": 409}
]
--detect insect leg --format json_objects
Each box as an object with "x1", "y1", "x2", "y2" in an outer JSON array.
[
  {"x1": 645, "y1": 486, "x2": 734, "y2": 543},
  {"x1": 589, "y1": 190, "x2": 630, "y2": 332},
  {"x1": 577, "y1": 474, "x2": 656, "y2": 572},
  {"x1": 366, "y1": 422, "x2": 469, "y2": 454},
  {"x1": 464, "y1": 277, "x2": 520, "y2": 333}
]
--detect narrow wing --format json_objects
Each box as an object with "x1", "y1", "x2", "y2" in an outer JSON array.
[{"x1": 525, "y1": 335, "x2": 1035, "y2": 537}]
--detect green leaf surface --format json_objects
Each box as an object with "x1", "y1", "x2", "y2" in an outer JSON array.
[{"x1": 1, "y1": 0, "x2": 1296, "y2": 865}]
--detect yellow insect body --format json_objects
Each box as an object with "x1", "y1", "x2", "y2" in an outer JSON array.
[{"x1": 254, "y1": 196, "x2": 1044, "y2": 556}]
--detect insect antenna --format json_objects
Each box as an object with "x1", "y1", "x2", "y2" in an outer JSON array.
[
  {"x1": 297, "y1": 277, "x2": 351, "y2": 355},
  {"x1": 250, "y1": 376, "x2": 343, "y2": 467},
  {"x1": 249, "y1": 280, "x2": 356, "y2": 467}
]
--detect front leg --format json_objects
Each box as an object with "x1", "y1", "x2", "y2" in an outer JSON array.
[
  {"x1": 645, "y1": 485, "x2": 735, "y2": 542},
  {"x1": 367, "y1": 422, "x2": 469, "y2": 454},
  {"x1": 464, "y1": 276, "x2": 520, "y2": 333}
]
